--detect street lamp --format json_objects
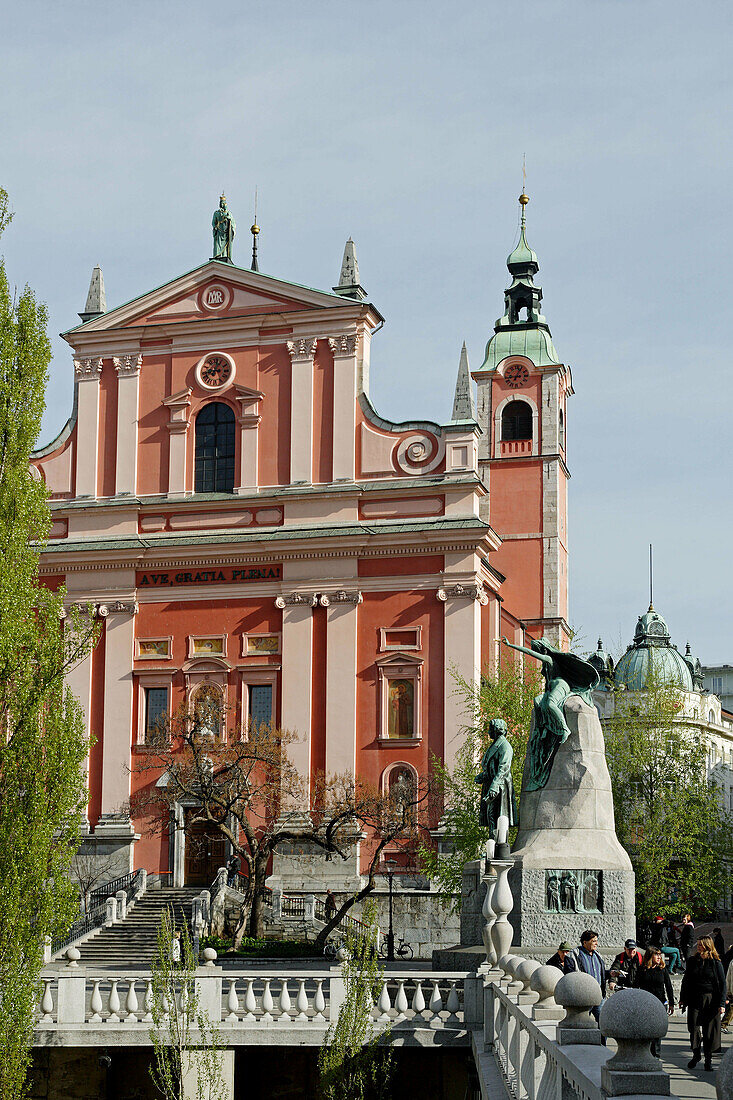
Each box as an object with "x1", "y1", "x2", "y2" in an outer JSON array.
[{"x1": 385, "y1": 858, "x2": 398, "y2": 961}]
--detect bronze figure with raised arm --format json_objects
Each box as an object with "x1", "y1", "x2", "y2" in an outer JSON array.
[{"x1": 501, "y1": 636, "x2": 599, "y2": 792}]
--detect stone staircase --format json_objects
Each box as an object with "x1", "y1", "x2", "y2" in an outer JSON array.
[{"x1": 71, "y1": 887, "x2": 202, "y2": 967}]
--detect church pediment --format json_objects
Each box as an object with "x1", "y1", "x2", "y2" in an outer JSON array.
[{"x1": 64, "y1": 261, "x2": 360, "y2": 336}]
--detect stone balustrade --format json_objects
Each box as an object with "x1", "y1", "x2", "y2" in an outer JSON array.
[{"x1": 34, "y1": 952, "x2": 469, "y2": 1045}]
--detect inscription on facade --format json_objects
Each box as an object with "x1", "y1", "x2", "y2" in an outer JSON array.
[
  {"x1": 137, "y1": 565, "x2": 282, "y2": 588},
  {"x1": 545, "y1": 869, "x2": 602, "y2": 913}
]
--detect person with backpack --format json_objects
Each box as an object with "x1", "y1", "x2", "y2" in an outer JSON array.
[
  {"x1": 611, "y1": 939, "x2": 643, "y2": 989},
  {"x1": 680, "y1": 936, "x2": 726, "y2": 1071}
]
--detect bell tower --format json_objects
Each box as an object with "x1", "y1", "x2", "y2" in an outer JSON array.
[{"x1": 472, "y1": 193, "x2": 572, "y2": 648}]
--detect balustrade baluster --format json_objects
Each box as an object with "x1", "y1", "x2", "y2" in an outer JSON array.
[
  {"x1": 313, "y1": 979, "x2": 326, "y2": 1021},
  {"x1": 226, "y1": 979, "x2": 240, "y2": 1023},
  {"x1": 180, "y1": 980, "x2": 190, "y2": 1018},
  {"x1": 143, "y1": 980, "x2": 154, "y2": 1023},
  {"x1": 90, "y1": 980, "x2": 103, "y2": 1022},
  {"x1": 40, "y1": 978, "x2": 54, "y2": 1023},
  {"x1": 124, "y1": 980, "x2": 139, "y2": 1023},
  {"x1": 377, "y1": 980, "x2": 392, "y2": 1023},
  {"x1": 261, "y1": 978, "x2": 274, "y2": 1022},
  {"x1": 411, "y1": 980, "x2": 426, "y2": 1021},
  {"x1": 446, "y1": 980, "x2": 461, "y2": 1026},
  {"x1": 428, "y1": 980, "x2": 443, "y2": 1028},
  {"x1": 394, "y1": 980, "x2": 408, "y2": 1022},
  {"x1": 295, "y1": 979, "x2": 309, "y2": 1021},
  {"x1": 160, "y1": 989, "x2": 170, "y2": 1024},
  {"x1": 244, "y1": 978, "x2": 257, "y2": 1020},
  {"x1": 278, "y1": 979, "x2": 292, "y2": 1022},
  {"x1": 108, "y1": 979, "x2": 121, "y2": 1023}
]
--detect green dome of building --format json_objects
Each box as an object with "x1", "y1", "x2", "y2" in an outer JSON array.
[{"x1": 613, "y1": 606, "x2": 693, "y2": 692}]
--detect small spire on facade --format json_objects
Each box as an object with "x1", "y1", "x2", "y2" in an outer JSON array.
[
  {"x1": 78, "y1": 264, "x2": 106, "y2": 323},
  {"x1": 451, "y1": 342, "x2": 477, "y2": 422},
  {"x1": 333, "y1": 237, "x2": 367, "y2": 300},
  {"x1": 250, "y1": 187, "x2": 260, "y2": 272}
]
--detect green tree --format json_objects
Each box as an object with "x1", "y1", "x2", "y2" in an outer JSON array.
[
  {"x1": 420, "y1": 659, "x2": 541, "y2": 900},
  {"x1": 149, "y1": 909, "x2": 228, "y2": 1100},
  {"x1": 0, "y1": 189, "x2": 95, "y2": 1098},
  {"x1": 604, "y1": 668, "x2": 732, "y2": 919},
  {"x1": 317, "y1": 899, "x2": 393, "y2": 1100}
]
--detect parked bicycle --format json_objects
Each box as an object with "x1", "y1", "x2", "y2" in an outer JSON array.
[
  {"x1": 323, "y1": 935, "x2": 349, "y2": 961},
  {"x1": 379, "y1": 937, "x2": 413, "y2": 960}
]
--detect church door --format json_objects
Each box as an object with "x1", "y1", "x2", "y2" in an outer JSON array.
[{"x1": 184, "y1": 810, "x2": 226, "y2": 886}]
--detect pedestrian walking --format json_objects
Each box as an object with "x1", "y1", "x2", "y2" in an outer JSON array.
[
  {"x1": 226, "y1": 853, "x2": 241, "y2": 888},
  {"x1": 325, "y1": 889, "x2": 337, "y2": 920},
  {"x1": 546, "y1": 941, "x2": 577, "y2": 974},
  {"x1": 678, "y1": 914, "x2": 695, "y2": 962},
  {"x1": 573, "y1": 930, "x2": 608, "y2": 1039},
  {"x1": 611, "y1": 939, "x2": 643, "y2": 989},
  {"x1": 679, "y1": 936, "x2": 726, "y2": 1071},
  {"x1": 633, "y1": 948, "x2": 674, "y2": 1057},
  {"x1": 722, "y1": 956, "x2": 733, "y2": 1032}
]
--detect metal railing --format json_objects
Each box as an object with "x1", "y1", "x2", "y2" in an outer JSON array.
[
  {"x1": 51, "y1": 899, "x2": 109, "y2": 957},
  {"x1": 314, "y1": 897, "x2": 370, "y2": 940},
  {"x1": 88, "y1": 869, "x2": 140, "y2": 909}
]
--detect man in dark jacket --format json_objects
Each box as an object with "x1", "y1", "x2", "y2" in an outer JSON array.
[
  {"x1": 611, "y1": 940, "x2": 643, "y2": 988},
  {"x1": 546, "y1": 941, "x2": 577, "y2": 974},
  {"x1": 574, "y1": 930, "x2": 608, "y2": 1041}
]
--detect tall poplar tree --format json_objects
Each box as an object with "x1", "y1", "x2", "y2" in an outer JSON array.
[{"x1": 0, "y1": 189, "x2": 94, "y2": 1097}]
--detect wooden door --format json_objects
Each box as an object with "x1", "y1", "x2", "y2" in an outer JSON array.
[{"x1": 184, "y1": 811, "x2": 226, "y2": 886}]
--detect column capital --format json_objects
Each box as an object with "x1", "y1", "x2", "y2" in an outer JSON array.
[
  {"x1": 74, "y1": 356, "x2": 103, "y2": 378},
  {"x1": 275, "y1": 592, "x2": 318, "y2": 609},
  {"x1": 319, "y1": 590, "x2": 362, "y2": 606},
  {"x1": 113, "y1": 353, "x2": 142, "y2": 377},
  {"x1": 437, "y1": 582, "x2": 488, "y2": 605},
  {"x1": 286, "y1": 337, "x2": 318, "y2": 363},
  {"x1": 328, "y1": 334, "x2": 358, "y2": 358}
]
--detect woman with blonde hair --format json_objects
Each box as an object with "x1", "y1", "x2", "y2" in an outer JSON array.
[
  {"x1": 633, "y1": 948, "x2": 674, "y2": 1057},
  {"x1": 680, "y1": 936, "x2": 726, "y2": 1071}
]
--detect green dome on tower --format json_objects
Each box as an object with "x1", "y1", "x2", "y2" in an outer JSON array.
[{"x1": 613, "y1": 607, "x2": 693, "y2": 692}]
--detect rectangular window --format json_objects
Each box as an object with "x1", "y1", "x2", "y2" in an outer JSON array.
[
  {"x1": 712, "y1": 677, "x2": 723, "y2": 695},
  {"x1": 248, "y1": 684, "x2": 273, "y2": 731},
  {"x1": 145, "y1": 687, "x2": 169, "y2": 742}
]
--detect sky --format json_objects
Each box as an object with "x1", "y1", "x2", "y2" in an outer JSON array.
[{"x1": 1, "y1": 0, "x2": 731, "y2": 662}]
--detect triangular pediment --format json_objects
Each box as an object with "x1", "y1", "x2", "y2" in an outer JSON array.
[{"x1": 64, "y1": 261, "x2": 363, "y2": 336}]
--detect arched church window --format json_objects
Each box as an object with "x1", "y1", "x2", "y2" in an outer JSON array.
[
  {"x1": 194, "y1": 402, "x2": 235, "y2": 493},
  {"x1": 559, "y1": 408, "x2": 565, "y2": 450},
  {"x1": 501, "y1": 400, "x2": 532, "y2": 442}
]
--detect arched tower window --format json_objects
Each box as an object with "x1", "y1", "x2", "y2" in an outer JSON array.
[
  {"x1": 194, "y1": 402, "x2": 235, "y2": 493},
  {"x1": 559, "y1": 408, "x2": 565, "y2": 450},
  {"x1": 501, "y1": 400, "x2": 532, "y2": 442}
]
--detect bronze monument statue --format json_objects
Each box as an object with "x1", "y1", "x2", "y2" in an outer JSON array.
[
  {"x1": 212, "y1": 195, "x2": 236, "y2": 262},
  {"x1": 474, "y1": 718, "x2": 516, "y2": 838},
  {"x1": 501, "y1": 636, "x2": 599, "y2": 791}
]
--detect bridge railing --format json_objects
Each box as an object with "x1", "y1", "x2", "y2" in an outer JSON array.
[{"x1": 34, "y1": 951, "x2": 469, "y2": 1037}]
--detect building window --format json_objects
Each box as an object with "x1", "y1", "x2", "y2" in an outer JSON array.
[
  {"x1": 194, "y1": 402, "x2": 235, "y2": 493},
  {"x1": 248, "y1": 684, "x2": 273, "y2": 732},
  {"x1": 712, "y1": 676, "x2": 723, "y2": 695},
  {"x1": 559, "y1": 408, "x2": 565, "y2": 450},
  {"x1": 144, "y1": 687, "x2": 169, "y2": 743},
  {"x1": 709, "y1": 710, "x2": 716, "y2": 725},
  {"x1": 501, "y1": 400, "x2": 532, "y2": 441}
]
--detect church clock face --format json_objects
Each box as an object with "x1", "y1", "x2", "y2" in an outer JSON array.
[
  {"x1": 195, "y1": 352, "x2": 235, "y2": 392},
  {"x1": 505, "y1": 363, "x2": 529, "y2": 389}
]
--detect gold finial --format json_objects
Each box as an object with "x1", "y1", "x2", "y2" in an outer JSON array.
[
  {"x1": 250, "y1": 186, "x2": 259, "y2": 234},
  {"x1": 519, "y1": 155, "x2": 529, "y2": 224},
  {"x1": 250, "y1": 187, "x2": 260, "y2": 272}
]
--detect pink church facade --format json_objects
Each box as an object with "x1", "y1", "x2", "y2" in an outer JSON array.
[{"x1": 32, "y1": 211, "x2": 570, "y2": 886}]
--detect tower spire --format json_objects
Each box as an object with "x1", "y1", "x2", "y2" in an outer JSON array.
[
  {"x1": 250, "y1": 187, "x2": 260, "y2": 272},
  {"x1": 451, "y1": 342, "x2": 476, "y2": 422},
  {"x1": 78, "y1": 264, "x2": 106, "y2": 323},
  {"x1": 333, "y1": 238, "x2": 367, "y2": 300}
]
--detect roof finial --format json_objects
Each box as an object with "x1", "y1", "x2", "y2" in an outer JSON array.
[
  {"x1": 250, "y1": 187, "x2": 260, "y2": 272},
  {"x1": 519, "y1": 154, "x2": 529, "y2": 229},
  {"x1": 78, "y1": 264, "x2": 106, "y2": 323},
  {"x1": 333, "y1": 238, "x2": 367, "y2": 300},
  {"x1": 451, "y1": 341, "x2": 476, "y2": 422},
  {"x1": 649, "y1": 543, "x2": 654, "y2": 611}
]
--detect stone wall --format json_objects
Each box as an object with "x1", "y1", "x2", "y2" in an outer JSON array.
[{"x1": 352, "y1": 888, "x2": 460, "y2": 958}]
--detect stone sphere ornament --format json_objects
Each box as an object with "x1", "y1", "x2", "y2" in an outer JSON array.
[
  {"x1": 202, "y1": 947, "x2": 218, "y2": 967},
  {"x1": 530, "y1": 964, "x2": 561, "y2": 1000},
  {"x1": 600, "y1": 987, "x2": 667, "y2": 1042}
]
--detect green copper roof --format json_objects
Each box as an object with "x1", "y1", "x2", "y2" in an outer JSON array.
[
  {"x1": 507, "y1": 226, "x2": 538, "y2": 271},
  {"x1": 481, "y1": 325, "x2": 559, "y2": 370},
  {"x1": 614, "y1": 607, "x2": 694, "y2": 692}
]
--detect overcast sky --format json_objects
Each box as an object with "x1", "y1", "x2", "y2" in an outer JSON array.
[{"x1": 1, "y1": 0, "x2": 731, "y2": 662}]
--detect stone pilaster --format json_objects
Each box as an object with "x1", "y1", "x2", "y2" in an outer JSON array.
[
  {"x1": 328, "y1": 334, "x2": 358, "y2": 480},
  {"x1": 113, "y1": 354, "x2": 141, "y2": 496},
  {"x1": 321, "y1": 589, "x2": 362, "y2": 776},
  {"x1": 286, "y1": 338, "x2": 318, "y2": 484},
  {"x1": 73, "y1": 357, "x2": 103, "y2": 498},
  {"x1": 276, "y1": 592, "x2": 317, "y2": 799},
  {"x1": 438, "y1": 582, "x2": 486, "y2": 773}
]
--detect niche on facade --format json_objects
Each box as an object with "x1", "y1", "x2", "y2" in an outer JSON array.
[{"x1": 375, "y1": 653, "x2": 423, "y2": 743}]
